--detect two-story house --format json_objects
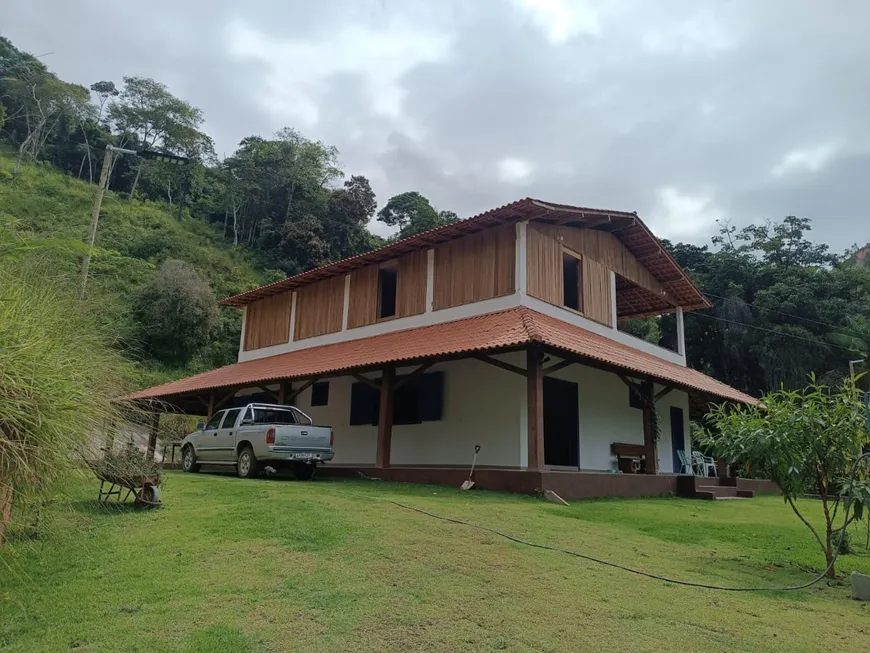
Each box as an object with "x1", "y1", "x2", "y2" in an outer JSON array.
[{"x1": 130, "y1": 198, "x2": 756, "y2": 499}]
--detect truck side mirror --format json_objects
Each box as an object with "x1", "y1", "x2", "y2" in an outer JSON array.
[{"x1": 196, "y1": 422, "x2": 205, "y2": 430}]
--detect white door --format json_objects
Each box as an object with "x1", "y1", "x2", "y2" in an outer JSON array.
[
  {"x1": 197, "y1": 410, "x2": 226, "y2": 461},
  {"x1": 213, "y1": 408, "x2": 242, "y2": 462}
]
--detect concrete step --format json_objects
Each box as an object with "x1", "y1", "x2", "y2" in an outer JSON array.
[
  {"x1": 694, "y1": 490, "x2": 752, "y2": 501},
  {"x1": 697, "y1": 485, "x2": 738, "y2": 498}
]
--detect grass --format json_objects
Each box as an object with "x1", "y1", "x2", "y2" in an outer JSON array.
[
  {"x1": 0, "y1": 149, "x2": 270, "y2": 386},
  {"x1": 2, "y1": 473, "x2": 870, "y2": 652}
]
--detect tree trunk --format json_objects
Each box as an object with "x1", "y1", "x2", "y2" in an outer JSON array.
[
  {"x1": 822, "y1": 492, "x2": 836, "y2": 578},
  {"x1": 0, "y1": 480, "x2": 13, "y2": 548},
  {"x1": 128, "y1": 161, "x2": 143, "y2": 201}
]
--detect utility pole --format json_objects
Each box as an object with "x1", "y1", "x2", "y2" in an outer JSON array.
[
  {"x1": 79, "y1": 145, "x2": 191, "y2": 299},
  {"x1": 79, "y1": 144, "x2": 137, "y2": 299}
]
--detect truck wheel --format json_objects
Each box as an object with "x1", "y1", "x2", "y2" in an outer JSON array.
[
  {"x1": 181, "y1": 446, "x2": 200, "y2": 473},
  {"x1": 294, "y1": 462, "x2": 316, "y2": 481},
  {"x1": 237, "y1": 447, "x2": 259, "y2": 479}
]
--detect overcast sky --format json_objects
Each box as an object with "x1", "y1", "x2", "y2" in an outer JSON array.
[{"x1": 5, "y1": 0, "x2": 870, "y2": 248}]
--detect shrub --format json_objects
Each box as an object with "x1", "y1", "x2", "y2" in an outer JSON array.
[
  {"x1": 134, "y1": 259, "x2": 220, "y2": 364},
  {"x1": 0, "y1": 260, "x2": 133, "y2": 544}
]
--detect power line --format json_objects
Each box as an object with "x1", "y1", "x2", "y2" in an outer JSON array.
[{"x1": 691, "y1": 311, "x2": 856, "y2": 352}]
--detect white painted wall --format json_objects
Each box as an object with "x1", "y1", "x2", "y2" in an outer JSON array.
[
  {"x1": 294, "y1": 355, "x2": 526, "y2": 467},
  {"x1": 287, "y1": 350, "x2": 690, "y2": 473}
]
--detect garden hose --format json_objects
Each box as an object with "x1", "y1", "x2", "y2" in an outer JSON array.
[{"x1": 334, "y1": 451, "x2": 870, "y2": 592}]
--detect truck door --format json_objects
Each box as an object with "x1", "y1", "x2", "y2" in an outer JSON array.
[
  {"x1": 197, "y1": 410, "x2": 226, "y2": 461},
  {"x1": 213, "y1": 408, "x2": 242, "y2": 463}
]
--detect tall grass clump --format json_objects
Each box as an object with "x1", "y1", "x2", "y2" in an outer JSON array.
[{"x1": 0, "y1": 259, "x2": 133, "y2": 545}]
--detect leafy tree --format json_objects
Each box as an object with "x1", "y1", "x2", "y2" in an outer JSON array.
[
  {"x1": 134, "y1": 260, "x2": 220, "y2": 364},
  {"x1": 377, "y1": 191, "x2": 458, "y2": 239},
  {"x1": 702, "y1": 376, "x2": 870, "y2": 577},
  {"x1": 89, "y1": 80, "x2": 118, "y2": 123},
  {"x1": 108, "y1": 76, "x2": 211, "y2": 198}
]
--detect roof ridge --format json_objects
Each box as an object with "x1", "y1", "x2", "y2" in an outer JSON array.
[{"x1": 519, "y1": 307, "x2": 545, "y2": 342}]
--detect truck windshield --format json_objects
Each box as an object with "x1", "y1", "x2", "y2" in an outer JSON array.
[{"x1": 252, "y1": 407, "x2": 312, "y2": 426}]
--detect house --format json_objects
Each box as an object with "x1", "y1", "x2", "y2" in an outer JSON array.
[{"x1": 130, "y1": 198, "x2": 756, "y2": 499}]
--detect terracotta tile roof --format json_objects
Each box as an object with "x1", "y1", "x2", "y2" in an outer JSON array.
[
  {"x1": 129, "y1": 307, "x2": 754, "y2": 406},
  {"x1": 220, "y1": 198, "x2": 709, "y2": 313}
]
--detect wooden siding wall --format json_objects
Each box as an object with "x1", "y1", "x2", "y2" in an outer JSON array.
[
  {"x1": 346, "y1": 265, "x2": 379, "y2": 329},
  {"x1": 526, "y1": 224, "x2": 564, "y2": 306},
  {"x1": 582, "y1": 258, "x2": 613, "y2": 326},
  {"x1": 433, "y1": 224, "x2": 515, "y2": 310},
  {"x1": 243, "y1": 292, "x2": 292, "y2": 351},
  {"x1": 346, "y1": 250, "x2": 428, "y2": 329},
  {"x1": 396, "y1": 249, "x2": 428, "y2": 318},
  {"x1": 532, "y1": 224, "x2": 666, "y2": 296},
  {"x1": 294, "y1": 275, "x2": 345, "y2": 340}
]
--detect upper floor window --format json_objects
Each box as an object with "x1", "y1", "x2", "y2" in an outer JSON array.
[
  {"x1": 562, "y1": 252, "x2": 582, "y2": 312},
  {"x1": 378, "y1": 266, "x2": 398, "y2": 319}
]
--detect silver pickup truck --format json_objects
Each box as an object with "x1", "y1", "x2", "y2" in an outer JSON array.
[{"x1": 180, "y1": 403, "x2": 334, "y2": 480}]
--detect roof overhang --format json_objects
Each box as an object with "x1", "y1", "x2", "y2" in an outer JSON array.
[
  {"x1": 220, "y1": 198, "x2": 710, "y2": 313},
  {"x1": 125, "y1": 307, "x2": 754, "y2": 415}
]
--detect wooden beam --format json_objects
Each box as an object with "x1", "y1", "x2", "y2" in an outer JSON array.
[
  {"x1": 526, "y1": 347, "x2": 545, "y2": 470},
  {"x1": 394, "y1": 362, "x2": 435, "y2": 390},
  {"x1": 654, "y1": 386, "x2": 675, "y2": 401},
  {"x1": 543, "y1": 359, "x2": 575, "y2": 375},
  {"x1": 196, "y1": 396, "x2": 210, "y2": 411},
  {"x1": 278, "y1": 380, "x2": 290, "y2": 405},
  {"x1": 206, "y1": 391, "x2": 215, "y2": 419},
  {"x1": 286, "y1": 379, "x2": 316, "y2": 403},
  {"x1": 146, "y1": 413, "x2": 159, "y2": 460},
  {"x1": 376, "y1": 366, "x2": 396, "y2": 469},
  {"x1": 213, "y1": 390, "x2": 237, "y2": 413},
  {"x1": 642, "y1": 402, "x2": 659, "y2": 475},
  {"x1": 475, "y1": 354, "x2": 527, "y2": 378},
  {"x1": 257, "y1": 385, "x2": 281, "y2": 403},
  {"x1": 352, "y1": 373, "x2": 381, "y2": 390}
]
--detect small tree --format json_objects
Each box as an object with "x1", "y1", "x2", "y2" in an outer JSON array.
[
  {"x1": 702, "y1": 376, "x2": 870, "y2": 577},
  {"x1": 134, "y1": 260, "x2": 219, "y2": 364}
]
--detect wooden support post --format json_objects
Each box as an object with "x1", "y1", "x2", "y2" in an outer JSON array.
[
  {"x1": 207, "y1": 391, "x2": 215, "y2": 419},
  {"x1": 642, "y1": 403, "x2": 658, "y2": 475},
  {"x1": 278, "y1": 380, "x2": 291, "y2": 405},
  {"x1": 146, "y1": 413, "x2": 160, "y2": 460},
  {"x1": 527, "y1": 347, "x2": 545, "y2": 470},
  {"x1": 376, "y1": 366, "x2": 396, "y2": 469}
]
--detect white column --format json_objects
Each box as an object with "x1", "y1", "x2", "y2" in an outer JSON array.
[
  {"x1": 425, "y1": 249, "x2": 435, "y2": 312},
  {"x1": 288, "y1": 292, "x2": 297, "y2": 343},
  {"x1": 676, "y1": 306, "x2": 686, "y2": 356},
  {"x1": 609, "y1": 270, "x2": 618, "y2": 329},
  {"x1": 237, "y1": 306, "x2": 248, "y2": 359},
  {"x1": 341, "y1": 274, "x2": 351, "y2": 331},
  {"x1": 515, "y1": 221, "x2": 528, "y2": 298}
]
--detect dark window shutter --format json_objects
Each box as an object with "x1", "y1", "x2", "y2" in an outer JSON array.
[
  {"x1": 417, "y1": 371, "x2": 444, "y2": 421},
  {"x1": 350, "y1": 382, "x2": 380, "y2": 425}
]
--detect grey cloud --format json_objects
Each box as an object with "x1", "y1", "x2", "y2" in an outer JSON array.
[{"x1": 4, "y1": 0, "x2": 870, "y2": 250}]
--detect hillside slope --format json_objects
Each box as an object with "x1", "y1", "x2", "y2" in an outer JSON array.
[{"x1": 0, "y1": 151, "x2": 272, "y2": 386}]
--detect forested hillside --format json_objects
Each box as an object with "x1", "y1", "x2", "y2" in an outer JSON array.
[{"x1": 2, "y1": 34, "x2": 870, "y2": 396}]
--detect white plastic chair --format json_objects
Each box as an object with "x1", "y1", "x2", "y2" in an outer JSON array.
[
  {"x1": 692, "y1": 451, "x2": 709, "y2": 477},
  {"x1": 704, "y1": 455, "x2": 718, "y2": 477},
  {"x1": 677, "y1": 450, "x2": 693, "y2": 475}
]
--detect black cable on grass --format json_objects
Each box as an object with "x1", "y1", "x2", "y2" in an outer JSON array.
[{"x1": 333, "y1": 452, "x2": 870, "y2": 593}]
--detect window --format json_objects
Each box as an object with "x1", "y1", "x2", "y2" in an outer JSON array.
[
  {"x1": 204, "y1": 412, "x2": 224, "y2": 430},
  {"x1": 310, "y1": 381, "x2": 330, "y2": 407},
  {"x1": 628, "y1": 380, "x2": 653, "y2": 409},
  {"x1": 378, "y1": 267, "x2": 398, "y2": 319},
  {"x1": 562, "y1": 253, "x2": 582, "y2": 311},
  {"x1": 253, "y1": 407, "x2": 297, "y2": 425},
  {"x1": 220, "y1": 408, "x2": 242, "y2": 429},
  {"x1": 349, "y1": 372, "x2": 445, "y2": 426}
]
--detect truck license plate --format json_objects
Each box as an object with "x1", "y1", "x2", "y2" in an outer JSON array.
[{"x1": 295, "y1": 453, "x2": 314, "y2": 460}]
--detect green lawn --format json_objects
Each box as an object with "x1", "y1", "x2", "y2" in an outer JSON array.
[{"x1": 2, "y1": 472, "x2": 870, "y2": 652}]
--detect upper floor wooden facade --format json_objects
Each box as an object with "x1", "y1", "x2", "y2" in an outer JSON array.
[{"x1": 238, "y1": 216, "x2": 686, "y2": 360}]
